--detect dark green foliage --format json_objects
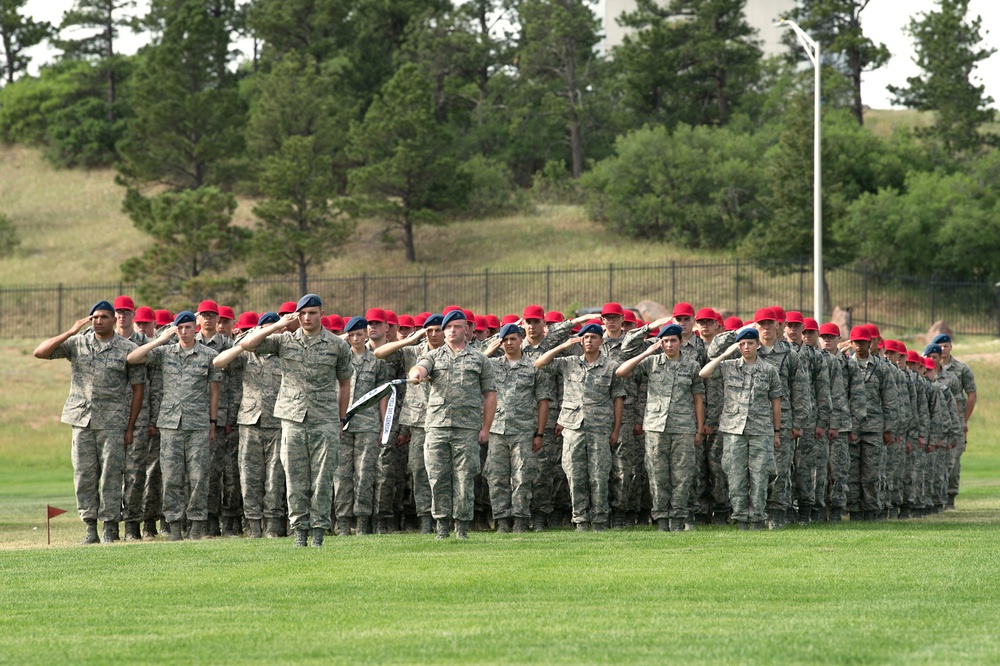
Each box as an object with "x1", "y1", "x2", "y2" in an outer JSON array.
[{"x1": 0, "y1": 0, "x2": 53, "y2": 84}]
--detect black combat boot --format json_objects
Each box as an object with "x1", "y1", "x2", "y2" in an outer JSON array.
[
  {"x1": 419, "y1": 515, "x2": 434, "y2": 535},
  {"x1": 293, "y1": 529, "x2": 308, "y2": 547},
  {"x1": 81, "y1": 519, "x2": 100, "y2": 545}
]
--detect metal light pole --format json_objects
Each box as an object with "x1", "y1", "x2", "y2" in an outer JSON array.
[{"x1": 777, "y1": 19, "x2": 822, "y2": 322}]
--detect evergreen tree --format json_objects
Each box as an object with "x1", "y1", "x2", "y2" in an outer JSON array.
[
  {"x1": 0, "y1": 0, "x2": 53, "y2": 85},
  {"x1": 346, "y1": 63, "x2": 467, "y2": 262},
  {"x1": 888, "y1": 0, "x2": 996, "y2": 156}
]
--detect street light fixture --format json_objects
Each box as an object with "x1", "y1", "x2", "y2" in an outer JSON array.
[{"x1": 776, "y1": 18, "x2": 822, "y2": 322}]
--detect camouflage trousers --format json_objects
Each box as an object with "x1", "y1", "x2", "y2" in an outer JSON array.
[
  {"x1": 159, "y1": 428, "x2": 210, "y2": 523},
  {"x1": 475, "y1": 441, "x2": 490, "y2": 520},
  {"x1": 530, "y1": 427, "x2": 565, "y2": 516},
  {"x1": 948, "y1": 436, "x2": 967, "y2": 498},
  {"x1": 71, "y1": 426, "x2": 125, "y2": 522},
  {"x1": 374, "y1": 421, "x2": 406, "y2": 519},
  {"x1": 721, "y1": 433, "x2": 775, "y2": 524},
  {"x1": 561, "y1": 427, "x2": 612, "y2": 525},
  {"x1": 222, "y1": 428, "x2": 242, "y2": 518},
  {"x1": 280, "y1": 419, "x2": 337, "y2": 532},
  {"x1": 887, "y1": 439, "x2": 906, "y2": 508},
  {"x1": 424, "y1": 427, "x2": 480, "y2": 521},
  {"x1": 122, "y1": 425, "x2": 149, "y2": 522},
  {"x1": 930, "y1": 445, "x2": 949, "y2": 506},
  {"x1": 765, "y1": 430, "x2": 795, "y2": 514},
  {"x1": 810, "y1": 436, "x2": 831, "y2": 512},
  {"x1": 238, "y1": 425, "x2": 285, "y2": 520},
  {"x1": 690, "y1": 429, "x2": 711, "y2": 516},
  {"x1": 609, "y1": 417, "x2": 642, "y2": 515},
  {"x1": 486, "y1": 433, "x2": 537, "y2": 519},
  {"x1": 334, "y1": 431, "x2": 380, "y2": 518},
  {"x1": 793, "y1": 433, "x2": 825, "y2": 512},
  {"x1": 826, "y1": 433, "x2": 851, "y2": 511},
  {"x1": 848, "y1": 433, "x2": 883, "y2": 512},
  {"x1": 405, "y1": 426, "x2": 432, "y2": 517},
  {"x1": 704, "y1": 431, "x2": 730, "y2": 513},
  {"x1": 903, "y1": 440, "x2": 924, "y2": 509},
  {"x1": 643, "y1": 431, "x2": 696, "y2": 521},
  {"x1": 142, "y1": 429, "x2": 162, "y2": 521}
]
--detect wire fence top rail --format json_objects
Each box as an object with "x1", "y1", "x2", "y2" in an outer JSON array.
[{"x1": 1, "y1": 260, "x2": 997, "y2": 339}]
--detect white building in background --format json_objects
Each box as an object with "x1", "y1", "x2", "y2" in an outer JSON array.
[{"x1": 600, "y1": 0, "x2": 797, "y2": 57}]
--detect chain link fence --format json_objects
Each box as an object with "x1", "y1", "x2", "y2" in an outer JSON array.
[{"x1": 1, "y1": 260, "x2": 997, "y2": 338}]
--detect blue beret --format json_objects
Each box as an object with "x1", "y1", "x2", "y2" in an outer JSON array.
[
  {"x1": 441, "y1": 310, "x2": 467, "y2": 327},
  {"x1": 932, "y1": 334, "x2": 951, "y2": 344},
  {"x1": 173, "y1": 310, "x2": 196, "y2": 326},
  {"x1": 579, "y1": 323, "x2": 603, "y2": 337},
  {"x1": 90, "y1": 300, "x2": 114, "y2": 315},
  {"x1": 498, "y1": 323, "x2": 524, "y2": 340},
  {"x1": 924, "y1": 343, "x2": 943, "y2": 356},
  {"x1": 296, "y1": 293, "x2": 322, "y2": 311},
  {"x1": 344, "y1": 316, "x2": 368, "y2": 333},
  {"x1": 258, "y1": 312, "x2": 280, "y2": 326},
  {"x1": 423, "y1": 314, "x2": 444, "y2": 328},
  {"x1": 734, "y1": 326, "x2": 759, "y2": 342},
  {"x1": 657, "y1": 324, "x2": 683, "y2": 339}
]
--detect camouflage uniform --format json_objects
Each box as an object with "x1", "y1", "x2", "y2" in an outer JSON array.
[
  {"x1": 335, "y1": 349, "x2": 388, "y2": 521},
  {"x1": 883, "y1": 360, "x2": 911, "y2": 514},
  {"x1": 905, "y1": 369, "x2": 931, "y2": 513},
  {"x1": 487, "y1": 355, "x2": 552, "y2": 520},
  {"x1": 757, "y1": 340, "x2": 811, "y2": 521},
  {"x1": 48, "y1": 331, "x2": 144, "y2": 523},
  {"x1": 255, "y1": 329, "x2": 353, "y2": 533},
  {"x1": 849, "y1": 355, "x2": 898, "y2": 514},
  {"x1": 705, "y1": 332, "x2": 736, "y2": 517},
  {"x1": 195, "y1": 332, "x2": 235, "y2": 526},
  {"x1": 416, "y1": 345, "x2": 497, "y2": 522},
  {"x1": 144, "y1": 342, "x2": 222, "y2": 523},
  {"x1": 234, "y1": 338, "x2": 285, "y2": 523},
  {"x1": 927, "y1": 379, "x2": 958, "y2": 508},
  {"x1": 939, "y1": 358, "x2": 976, "y2": 502},
  {"x1": 394, "y1": 343, "x2": 433, "y2": 519},
  {"x1": 143, "y1": 342, "x2": 165, "y2": 524},
  {"x1": 631, "y1": 353, "x2": 705, "y2": 522},
  {"x1": 546, "y1": 354, "x2": 627, "y2": 526},
  {"x1": 123, "y1": 329, "x2": 150, "y2": 525},
  {"x1": 790, "y1": 342, "x2": 831, "y2": 519},
  {"x1": 714, "y1": 357, "x2": 782, "y2": 525},
  {"x1": 819, "y1": 349, "x2": 859, "y2": 517},
  {"x1": 371, "y1": 339, "x2": 408, "y2": 528}
]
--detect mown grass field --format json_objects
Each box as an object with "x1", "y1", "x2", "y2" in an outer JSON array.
[{"x1": 2, "y1": 338, "x2": 999, "y2": 664}]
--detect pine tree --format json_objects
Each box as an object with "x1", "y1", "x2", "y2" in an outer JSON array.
[{"x1": 0, "y1": 0, "x2": 53, "y2": 84}]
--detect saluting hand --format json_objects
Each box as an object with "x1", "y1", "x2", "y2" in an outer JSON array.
[
  {"x1": 71, "y1": 316, "x2": 92, "y2": 335},
  {"x1": 279, "y1": 313, "x2": 298, "y2": 329}
]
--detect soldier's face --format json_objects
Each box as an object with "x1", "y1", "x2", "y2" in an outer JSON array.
[
  {"x1": 660, "y1": 335, "x2": 680, "y2": 358},
  {"x1": 218, "y1": 319, "x2": 234, "y2": 337},
  {"x1": 137, "y1": 321, "x2": 156, "y2": 337},
  {"x1": 803, "y1": 330, "x2": 819, "y2": 347},
  {"x1": 907, "y1": 362, "x2": 921, "y2": 373},
  {"x1": 696, "y1": 319, "x2": 718, "y2": 339},
  {"x1": 475, "y1": 328, "x2": 488, "y2": 341},
  {"x1": 674, "y1": 315, "x2": 693, "y2": 336},
  {"x1": 466, "y1": 322, "x2": 475, "y2": 341},
  {"x1": 524, "y1": 318, "x2": 545, "y2": 339},
  {"x1": 501, "y1": 333, "x2": 522, "y2": 357},
  {"x1": 91, "y1": 310, "x2": 114, "y2": 337},
  {"x1": 622, "y1": 320, "x2": 636, "y2": 332},
  {"x1": 388, "y1": 324, "x2": 399, "y2": 340},
  {"x1": 785, "y1": 322, "x2": 803, "y2": 343},
  {"x1": 176, "y1": 322, "x2": 197, "y2": 345},
  {"x1": 115, "y1": 309, "x2": 134, "y2": 330},
  {"x1": 939, "y1": 341, "x2": 952, "y2": 356},
  {"x1": 738, "y1": 338, "x2": 759, "y2": 360},
  {"x1": 347, "y1": 329, "x2": 367, "y2": 348},
  {"x1": 602, "y1": 314, "x2": 622, "y2": 335},
  {"x1": 444, "y1": 321, "x2": 466, "y2": 345},
  {"x1": 425, "y1": 325, "x2": 444, "y2": 347},
  {"x1": 367, "y1": 320, "x2": 387, "y2": 342},
  {"x1": 755, "y1": 320, "x2": 778, "y2": 341},
  {"x1": 582, "y1": 332, "x2": 602, "y2": 353},
  {"x1": 820, "y1": 334, "x2": 839, "y2": 352},
  {"x1": 398, "y1": 326, "x2": 414, "y2": 338},
  {"x1": 298, "y1": 307, "x2": 323, "y2": 334},
  {"x1": 851, "y1": 339, "x2": 871, "y2": 357},
  {"x1": 197, "y1": 311, "x2": 218, "y2": 334}
]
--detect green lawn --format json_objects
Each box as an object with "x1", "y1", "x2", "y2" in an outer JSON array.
[{"x1": 2, "y1": 339, "x2": 999, "y2": 664}]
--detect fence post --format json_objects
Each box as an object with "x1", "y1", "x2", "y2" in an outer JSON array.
[
  {"x1": 671, "y1": 261, "x2": 676, "y2": 306},
  {"x1": 423, "y1": 271, "x2": 428, "y2": 312},
  {"x1": 734, "y1": 259, "x2": 740, "y2": 318},
  {"x1": 484, "y1": 268, "x2": 489, "y2": 314},
  {"x1": 546, "y1": 266, "x2": 551, "y2": 309},
  {"x1": 608, "y1": 263, "x2": 613, "y2": 302},
  {"x1": 930, "y1": 280, "x2": 936, "y2": 324},
  {"x1": 57, "y1": 283, "x2": 64, "y2": 334},
  {"x1": 863, "y1": 265, "x2": 869, "y2": 323},
  {"x1": 362, "y1": 273, "x2": 367, "y2": 311},
  {"x1": 799, "y1": 259, "x2": 805, "y2": 312}
]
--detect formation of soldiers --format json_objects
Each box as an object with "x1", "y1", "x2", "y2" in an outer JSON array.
[{"x1": 35, "y1": 294, "x2": 977, "y2": 545}]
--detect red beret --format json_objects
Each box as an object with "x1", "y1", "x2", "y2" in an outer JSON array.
[
  {"x1": 113, "y1": 295, "x2": 135, "y2": 311},
  {"x1": 327, "y1": 314, "x2": 344, "y2": 331},
  {"x1": 694, "y1": 307, "x2": 715, "y2": 321},
  {"x1": 155, "y1": 309, "x2": 173, "y2": 326},
  {"x1": 601, "y1": 302, "x2": 624, "y2": 316},
  {"x1": 442, "y1": 305, "x2": 462, "y2": 314},
  {"x1": 474, "y1": 315, "x2": 488, "y2": 330},
  {"x1": 398, "y1": 315, "x2": 415, "y2": 328},
  {"x1": 365, "y1": 308, "x2": 386, "y2": 323},
  {"x1": 501, "y1": 314, "x2": 519, "y2": 325},
  {"x1": 849, "y1": 326, "x2": 871, "y2": 342},
  {"x1": 545, "y1": 310, "x2": 564, "y2": 324},
  {"x1": 197, "y1": 300, "x2": 219, "y2": 315},
  {"x1": 278, "y1": 301, "x2": 297, "y2": 315},
  {"x1": 724, "y1": 316, "x2": 743, "y2": 331},
  {"x1": 237, "y1": 311, "x2": 259, "y2": 329},
  {"x1": 486, "y1": 314, "x2": 500, "y2": 328},
  {"x1": 623, "y1": 310, "x2": 637, "y2": 324},
  {"x1": 672, "y1": 302, "x2": 695, "y2": 318},
  {"x1": 523, "y1": 304, "x2": 545, "y2": 320},
  {"x1": 134, "y1": 306, "x2": 155, "y2": 323},
  {"x1": 385, "y1": 310, "x2": 398, "y2": 326},
  {"x1": 803, "y1": 317, "x2": 819, "y2": 332},
  {"x1": 754, "y1": 307, "x2": 776, "y2": 323},
  {"x1": 218, "y1": 306, "x2": 235, "y2": 320},
  {"x1": 819, "y1": 323, "x2": 840, "y2": 337},
  {"x1": 785, "y1": 311, "x2": 804, "y2": 324}
]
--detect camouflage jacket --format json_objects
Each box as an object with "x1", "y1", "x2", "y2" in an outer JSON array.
[
  {"x1": 346, "y1": 348, "x2": 389, "y2": 434},
  {"x1": 757, "y1": 340, "x2": 811, "y2": 431},
  {"x1": 145, "y1": 342, "x2": 222, "y2": 430},
  {"x1": 547, "y1": 353, "x2": 626, "y2": 432},
  {"x1": 714, "y1": 357, "x2": 782, "y2": 437},
  {"x1": 235, "y1": 338, "x2": 283, "y2": 430},
  {"x1": 853, "y1": 355, "x2": 898, "y2": 434},
  {"x1": 489, "y1": 355, "x2": 553, "y2": 435},
  {"x1": 631, "y1": 353, "x2": 705, "y2": 434},
  {"x1": 416, "y1": 344, "x2": 497, "y2": 430}
]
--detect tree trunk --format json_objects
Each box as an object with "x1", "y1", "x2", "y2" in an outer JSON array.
[
  {"x1": 566, "y1": 56, "x2": 583, "y2": 179},
  {"x1": 403, "y1": 213, "x2": 416, "y2": 262},
  {"x1": 298, "y1": 255, "x2": 308, "y2": 295}
]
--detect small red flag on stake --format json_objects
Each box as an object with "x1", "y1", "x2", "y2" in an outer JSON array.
[{"x1": 46, "y1": 505, "x2": 67, "y2": 545}]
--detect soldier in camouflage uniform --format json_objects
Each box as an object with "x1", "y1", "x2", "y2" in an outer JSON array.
[
  {"x1": 690, "y1": 309, "x2": 722, "y2": 523},
  {"x1": 133, "y1": 306, "x2": 164, "y2": 539},
  {"x1": 241, "y1": 294, "x2": 354, "y2": 548},
  {"x1": 705, "y1": 320, "x2": 743, "y2": 522},
  {"x1": 535, "y1": 322, "x2": 626, "y2": 532},
  {"x1": 409, "y1": 309, "x2": 497, "y2": 540},
  {"x1": 128, "y1": 311, "x2": 222, "y2": 541},
  {"x1": 883, "y1": 341, "x2": 918, "y2": 518},
  {"x1": 375, "y1": 314, "x2": 446, "y2": 534},
  {"x1": 617, "y1": 324, "x2": 705, "y2": 532},
  {"x1": 933, "y1": 334, "x2": 977, "y2": 509},
  {"x1": 483, "y1": 323, "x2": 552, "y2": 533},
  {"x1": 700, "y1": 327, "x2": 782, "y2": 530},
  {"x1": 36, "y1": 301, "x2": 145, "y2": 544},
  {"x1": 752, "y1": 308, "x2": 810, "y2": 529},
  {"x1": 214, "y1": 312, "x2": 286, "y2": 538},
  {"x1": 902, "y1": 350, "x2": 931, "y2": 518},
  {"x1": 784, "y1": 312, "x2": 832, "y2": 525},
  {"x1": 112, "y1": 295, "x2": 151, "y2": 541},
  {"x1": 923, "y1": 346, "x2": 963, "y2": 512},
  {"x1": 335, "y1": 316, "x2": 389, "y2": 536}
]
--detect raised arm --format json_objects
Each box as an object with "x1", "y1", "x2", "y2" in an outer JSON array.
[
  {"x1": 128, "y1": 325, "x2": 176, "y2": 364},
  {"x1": 213, "y1": 345, "x2": 246, "y2": 369},
  {"x1": 699, "y1": 342, "x2": 740, "y2": 379},
  {"x1": 535, "y1": 337, "x2": 581, "y2": 368},
  {"x1": 241, "y1": 314, "x2": 296, "y2": 352},
  {"x1": 616, "y1": 343, "x2": 657, "y2": 377},
  {"x1": 34, "y1": 316, "x2": 92, "y2": 359},
  {"x1": 374, "y1": 328, "x2": 426, "y2": 359}
]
